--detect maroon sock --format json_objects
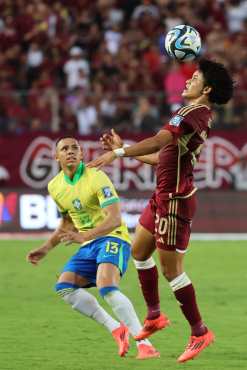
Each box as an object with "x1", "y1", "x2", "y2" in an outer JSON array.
[
  {"x1": 137, "y1": 266, "x2": 160, "y2": 320},
  {"x1": 174, "y1": 284, "x2": 207, "y2": 336}
]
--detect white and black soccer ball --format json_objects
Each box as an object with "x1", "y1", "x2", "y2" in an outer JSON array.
[{"x1": 165, "y1": 25, "x2": 201, "y2": 61}]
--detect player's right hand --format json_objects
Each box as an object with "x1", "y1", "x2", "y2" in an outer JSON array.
[
  {"x1": 100, "y1": 129, "x2": 123, "y2": 151},
  {"x1": 26, "y1": 247, "x2": 48, "y2": 265}
]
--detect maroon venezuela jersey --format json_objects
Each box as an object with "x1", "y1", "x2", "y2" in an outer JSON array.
[{"x1": 156, "y1": 104, "x2": 212, "y2": 201}]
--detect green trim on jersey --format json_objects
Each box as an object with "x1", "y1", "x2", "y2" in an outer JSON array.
[
  {"x1": 64, "y1": 162, "x2": 85, "y2": 185},
  {"x1": 101, "y1": 197, "x2": 119, "y2": 208},
  {"x1": 118, "y1": 243, "x2": 124, "y2": 273}
]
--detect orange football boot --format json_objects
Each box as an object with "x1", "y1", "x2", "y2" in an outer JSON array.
[
  {"x1": 134, "y1": 313, "x2": 170, "y2": 341},
  {"x1": 136, "y1": 343, "x2": 160, "y2": 360},
  {"x1": 177, "y1": 330, "x2": 215, "y2": 363},
  {"x1": 112, "y1": 323, "x2": 129, "y2": 357}
]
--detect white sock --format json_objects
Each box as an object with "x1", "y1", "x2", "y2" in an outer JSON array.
[
  {"x1": 169, "y1": 272, "x2": 191, "y2": 292},
  {"x1": 104, "y1": 290, "x2": 151, "y2": 346},
  {"x1": 62, "y1": 288, "x2": 119, "y2": 332},
  {"x1": 133, "y1": 256, "x2": 156, "y2": 270}
]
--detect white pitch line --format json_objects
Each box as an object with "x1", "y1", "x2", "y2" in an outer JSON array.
[{"x1": 191, "y1": 233, "x2": 247, "y2": 241}]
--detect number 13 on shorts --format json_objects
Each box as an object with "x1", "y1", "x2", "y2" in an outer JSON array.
[{"x1": 105, "y1": 241, "x2": 119, "y2": 254}]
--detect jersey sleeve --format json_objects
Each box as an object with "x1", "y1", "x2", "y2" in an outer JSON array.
[
  {"x1": 163, "y1": 107, "x2": 207, "y2": 142},
  {"x1": 91, "y1": 170, "x2": 120, "y2": 208}
]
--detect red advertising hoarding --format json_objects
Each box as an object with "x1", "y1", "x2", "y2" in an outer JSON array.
[
  {"x1": 0, "y1": 132, "x2": 246, "y2": 233},
  {"x1": 0, "y1": 132, "x2": 247, "y2": 191}
]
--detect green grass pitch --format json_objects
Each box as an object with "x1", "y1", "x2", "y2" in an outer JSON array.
[{"x1": 0, "y1": 239, "x2": 246, "y2": 370}]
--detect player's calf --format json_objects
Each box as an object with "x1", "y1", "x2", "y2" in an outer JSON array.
[
  {"x1": 133, "y1": 257, "x2": 161, "y2": 320},
  {"x1": 100, "y1": 285, "x2": 162, "y2": 358},
  {"x1": 55, "y1": 282, "x2": 122, "y2": 336}
]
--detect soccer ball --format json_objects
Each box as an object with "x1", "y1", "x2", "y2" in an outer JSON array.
[{"x1": 165, "y1": 25, "x2": 201, "y2": 61}]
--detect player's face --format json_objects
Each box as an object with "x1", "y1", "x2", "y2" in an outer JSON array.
[
  {"x1": 56, "y1": 138, "x2": 83, "y2": 168},
  {"x1": 182, "y1": 70, "x2": 206, "y2": 99}
]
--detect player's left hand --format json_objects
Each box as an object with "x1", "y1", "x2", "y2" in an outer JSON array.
[
  {"x1": 86, "y1": 151, "x2": 117, "y2": 169},
  {"x1": 100, "y1": 129, "x2": 123, "y2": 151},
  {"x1": 59, "y1": 230, "x2": 85, "y2": 245}
]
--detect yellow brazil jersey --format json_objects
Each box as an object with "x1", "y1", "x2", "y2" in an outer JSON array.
[{"x1": 48, "y1": 162, "x2": 131, "y2": 245}]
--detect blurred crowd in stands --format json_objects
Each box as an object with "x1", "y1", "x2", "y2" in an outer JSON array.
[{"x1": 0, "y1": 0, "x2": 247, "y2": 135}]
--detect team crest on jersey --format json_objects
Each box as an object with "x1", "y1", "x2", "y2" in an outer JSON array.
[
  {"x1": 169, "y1": 115, "x2": 184, "y2": 127},
  {"x1": 102, "y1": 186, "x2": 113, "y2": 198},
  {"x1": 72, "y1": 198, "x2": 83, "y2": 210}
]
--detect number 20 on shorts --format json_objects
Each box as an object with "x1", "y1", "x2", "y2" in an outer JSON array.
[
  {"x1": 155, "y1": 214, "x2": 168, "y2": 235},
  {"x1": 105, "y1": 241, "x2": 119, "y2": 254}
]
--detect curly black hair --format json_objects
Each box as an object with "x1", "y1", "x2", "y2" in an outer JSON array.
[{"x1": 199, "y1": 59, "x2": 234, "y2": 105}]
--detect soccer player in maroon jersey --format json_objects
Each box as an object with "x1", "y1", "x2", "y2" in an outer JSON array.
[{"x1": 87, "y1": 59, "x2": 234, "y2": 363}]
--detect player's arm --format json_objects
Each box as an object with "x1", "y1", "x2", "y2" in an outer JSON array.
[
  {"x1": 100, "y1": 129, "x2": 160, "y2": 165},
  {"x1": 121, "y1": 129, "x2": 173, "y2": 156},
  {"x1": 59, "y1": 203, "x2": 122, "y2": 245},
  {"x1": 132, "y1": 152, "x2": 159, "y2": 165},
  {"x1": 83, "y1": 202, "x2": 121, "y2": 241},
  {"x1": 87, "y1": 129, "x2": 172, "y2": 168},
  {"x1": 26, "y1": 214, "x2": 75, "y2": 265}
]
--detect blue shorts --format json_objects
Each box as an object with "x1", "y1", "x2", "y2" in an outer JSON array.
[{"x1": 61, "y1": 236, "x2": 131, "y2": 286}]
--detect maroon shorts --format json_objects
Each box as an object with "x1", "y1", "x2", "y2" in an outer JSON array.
[{"x1": 139, "y1": 194, "x2": 197, "y2": 252}]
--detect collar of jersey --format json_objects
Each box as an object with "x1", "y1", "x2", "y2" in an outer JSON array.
[{"x1": 64, "y1": 161, "x2": 85, "y2": 185}]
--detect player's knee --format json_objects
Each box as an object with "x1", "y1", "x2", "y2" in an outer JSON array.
[
  {"x1": 131, "y1": 246, "x2": 151, "y2": 261},
  {"x1": 131, "y1": 245, "x2": 153, "y2": 261},
  {"x1": 55, "y1": 282, "x2": 79, "y2": 303},
  {"x1": 160, "y1": 267, "x2": 180, "y2": 282},
  {"x1": 98, "y1": 286, "x2": 119, "y2": 298}
]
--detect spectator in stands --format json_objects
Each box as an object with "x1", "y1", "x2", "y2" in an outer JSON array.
[
  {"x1": 63, "y1": 46, "x2": 90, "y2": 90},
  {"x1": 76, "y1": 96, "x2": 99, "y2": 135},
  {"x1": 133, "y1": 96, "x2": 160, "y2": 133},
  {"x1": 132, "y1": 0, "x2": 159, "y2": 20},
  {"x1": 26, "y1": 42, "x2": 44, "y2": 87},
  {"x1": 163, "y1": 60, "x2": 186, "y2": 113},
  {"x1": 104, "y1": 23, "x2": 122, "y2": 55},
  {"x1": 100, "y1": 92, "x2": 117, "y2": 128},
  {"x1": 0, "y1": 0, "x2": 246, "y2": 134},
  {"x1": 226, "y1": 0, "x2": 247, "y2": 33}
]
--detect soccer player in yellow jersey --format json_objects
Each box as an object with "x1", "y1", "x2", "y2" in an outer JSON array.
[{"x1": 26, "y1": 137, "x2": 159, "y2": 359}]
